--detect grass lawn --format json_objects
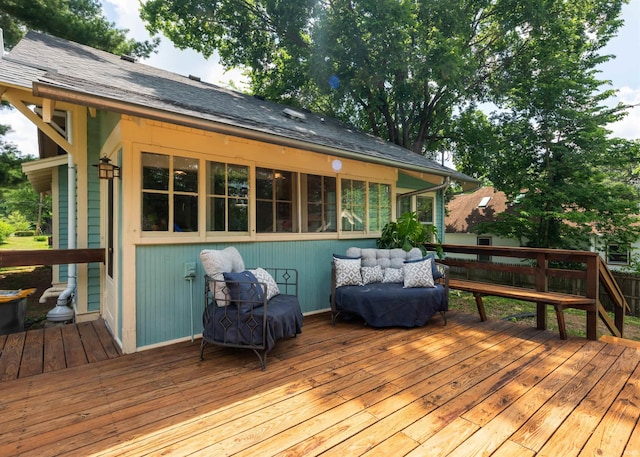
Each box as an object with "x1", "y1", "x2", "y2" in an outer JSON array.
[
  {"x1": 0, "y1": 234, "x2": 50, "y2": 250},
  {"x1": 448, "y1": 289, "x2": 640, "y2": 341},
  {"x1": 0, "y1": 235, "x2": 52, "y2": 328}
]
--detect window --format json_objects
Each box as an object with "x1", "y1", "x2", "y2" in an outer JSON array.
[
  {"x1": 139, "y1": 152, "x2": 396, "y2": 238},
  {"x1": 341, "y1": 179, "x2": 366, "y2": 232},
  {"x1": 368, "y1": 183, "x2": 391, "y2": 232},
  {"x1": 302, "y1": 174, "x2": 337, "y2": 232},
  {"x1": 477, "y1": 236, "x2": 492, "y2": 262},
  {"x1": 207, "y1": 162, "x2": 249, "y2": 232},
  {"x1": 256, "y1": 168, "x2": 298, "y2": 233},
  {"x1": 398, "y1": 196, "x2": 412, "y2": 217},
  {"x1": 417, "y1": 196, "x2": 434, "y2": 225},
  {"x1": 142, "y1": 152, "x2": 198, "y2": 232},
  {"x1": 607, "y1": 244, "x2": 630, "y2": 265}
]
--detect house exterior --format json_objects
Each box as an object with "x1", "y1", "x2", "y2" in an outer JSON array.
[
  {"x1": 1, "y1": 32, "x2": 477, "y2": 353},
  {"x1": 446, "y1": 186, "x2": 638, "y2": 270}
]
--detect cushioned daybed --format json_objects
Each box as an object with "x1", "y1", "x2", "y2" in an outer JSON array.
[{"x1": 330, "y1": 247, "x2": 449, "y2": 328}]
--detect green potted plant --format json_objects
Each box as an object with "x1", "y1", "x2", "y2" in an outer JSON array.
[{"x1": 377, "y1": 211, "x2": 440, "y2": 256}]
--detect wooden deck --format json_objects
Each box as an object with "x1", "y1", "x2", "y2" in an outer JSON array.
[
  {"x1": 1, "y1": 311, "x2": 639, "y2": 456},
  {"x1": 0, "y1": 319, "x2": 122, "y2": 381}
]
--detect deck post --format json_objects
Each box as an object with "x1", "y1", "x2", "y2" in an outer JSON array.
[
  {"x1": 535, "y1": 253, "x2": 548, "y2": 331},
  {"x1": 585, "y1": 255, "x2": 599, "y2": 340}
]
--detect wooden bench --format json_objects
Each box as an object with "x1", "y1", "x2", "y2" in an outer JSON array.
[{"x1": 449, "y1": 278, "x2": 596, "y2": 339}]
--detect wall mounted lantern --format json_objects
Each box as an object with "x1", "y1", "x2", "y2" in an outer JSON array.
[{"x1": 94, "y1": 156, "x2": 120, "y2": 180}]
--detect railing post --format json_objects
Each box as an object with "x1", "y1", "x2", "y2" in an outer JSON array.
[
  {"x1": 536, "y1": 253, "x2": 548, "y2": 331},
  {"x1": 585, "y1": 255, "x2": 599, "y2": 340}
]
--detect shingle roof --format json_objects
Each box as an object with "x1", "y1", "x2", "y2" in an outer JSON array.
[
  {"x1": 0, "y1": 31, "x2": 477, "y2": 184},
  {"x1": 445, "y1": 187, "x2": 509, "y2": 233}
]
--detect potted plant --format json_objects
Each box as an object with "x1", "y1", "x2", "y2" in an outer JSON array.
[{"x1": 377, "y1": 211, "x2": 440, "y2": 256}]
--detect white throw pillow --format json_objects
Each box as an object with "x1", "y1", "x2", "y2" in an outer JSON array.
[
  {"x1": 382, "y1": 267, "x2": 404, "y2": 283},
  {"x1": 361, "y1": 265, "x2": 383, "y2": 285},
  {"x1": 200, "y1": 247, "x2": 246, "y2": 306},
  {"x1": 403, "y1": 258, "x2": 435, "y2": 288},
  {"x1": 334, "y1": 257, "x2": 363, "y2": 287},
  {"x1": 249, "y1": 268, "x2": 280, "y2": 301}
]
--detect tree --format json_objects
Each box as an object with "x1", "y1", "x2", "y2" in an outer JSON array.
[
  {"x1": 0, "y1": 0, "x2": 159, "y2": 58},
  {"x1": 0, "y1": 131, "x2": 52, "y2": 234},
  {"x1": 452, "y1": 0, "x2": 640, "y2": 249},
  {"x1": 138, "y1": 0, "x2": 545, "y2": 157}
]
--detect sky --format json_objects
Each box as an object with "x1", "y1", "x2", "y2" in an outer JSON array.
[{"x1": 1, "y1": 0, "x2": 638, "y2": 159}]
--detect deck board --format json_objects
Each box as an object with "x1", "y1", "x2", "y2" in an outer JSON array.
[{"x1": 0, "y1": 311, "x2": 639, "y2": 456}]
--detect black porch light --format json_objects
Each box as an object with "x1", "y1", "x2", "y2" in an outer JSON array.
[{"x1": 94, "y1": 156, "x2": 120, "y2": 180}]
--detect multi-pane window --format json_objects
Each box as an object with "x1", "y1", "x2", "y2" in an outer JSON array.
[
  {"x1": 303, "y1": 174, "x2": 337, "y2": 232},
  {"x1": 368, "y1": 183, "x2": 391, "y2": 232},
  {"x1": 207, "y1": 162, "x2": 249, "y2": 232},
  {"x1": 607, "y1": 244, "x2": 630, "y2": 265},
  {"x1": 341, "y1": 179, "x2": 366, "y2": 232},
  {"x1": 256, "y1": 168, "x2": 298, "y2": 233},
  {"x1": 140, "y1": 153, "x2": 398, "y2": 237},
  {"x1": 142, "y1": 152, "x2": 198, "y2": 232}
]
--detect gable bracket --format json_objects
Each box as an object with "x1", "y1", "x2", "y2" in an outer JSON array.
[{"x1": 3, "y1": 90, "x2": 74, "y2": 153}]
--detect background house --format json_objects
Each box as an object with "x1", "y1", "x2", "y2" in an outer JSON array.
[
  {"x1": 445, "y1": 186, "x2": 638, "y2": 270},
  {"x1": 0, "y1": 32, "x2": 477, "y2": 353}
]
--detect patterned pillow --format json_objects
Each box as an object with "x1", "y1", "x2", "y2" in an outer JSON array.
[
  {"x1": 382, "y1": 267, "x2": 403, "y2": 283},
  {"x1": 403, "y1": 258, "x2": 435, "y2": 288},
  {"x1": 361, "y1": 265, "x2": 383, "y2": 284},
  {"x1": 249, "y1": 267, "x2": 280, "y2": 300},
  {"x1": 405, "y1": 254, "x2": 443, "y2": 280},
  {"x1": 334, "y1": 256, "x2": 363, "y2": 287}
]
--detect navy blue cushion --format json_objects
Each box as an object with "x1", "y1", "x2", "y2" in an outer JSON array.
[
  {"x1": 223, "y1": 271, "x2": 265, "y2": 310},
  {"x1": 333, "y1": 253, "x2": 361, "y2": 260},
  {"x1": 404, "y1": 254, "x2": 443, "y2": 280}
]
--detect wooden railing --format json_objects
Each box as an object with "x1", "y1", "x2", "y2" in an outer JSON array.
[
  {"x1": 0, "y1": 249, "x2": 105, "y2": 268},
  {"x1": 426, "y1": 243, "x2": 629, "y2": 340}
]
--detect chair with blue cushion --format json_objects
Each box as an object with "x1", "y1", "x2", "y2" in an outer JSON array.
[{"x1": 200, "y1": 248, "x2": 303, "y2": 370}]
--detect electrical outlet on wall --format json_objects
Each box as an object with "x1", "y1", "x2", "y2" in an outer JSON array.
[{"x1": 184, "y1": 262, "x2": 196, "y2": 279}]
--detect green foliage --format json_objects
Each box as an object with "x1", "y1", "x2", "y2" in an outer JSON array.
[
  {"x1": 7, "y1": 211, "x2": 31, "y2": 232},
  {"x1": 0, "y1": 220, "x2": 13, "y2": 243},
  {"x1": 377, "y1": 211, "x2": 438, "y2": 255},
  {"x1": 13, "y1": 230, "x2": 35, "y2": 237},
  {"x1": 0, "y1": 0, "x2": 159, "y2": 58},
  {"x1": 452, "y1": 0, "x2": 638, "y2": 249}
]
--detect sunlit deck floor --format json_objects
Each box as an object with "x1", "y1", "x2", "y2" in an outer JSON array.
[{"x1": 1, "y1": 311, "x2": 639, "y2": 456}]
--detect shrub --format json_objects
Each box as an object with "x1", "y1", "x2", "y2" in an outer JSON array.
[
  {"x1": 14, "y1": 230, "x2": 36, "y2": 237},
  {"x1": 34, "y1": 235, "x2": 48, "y2": 242},
  {"x1": 0, "y1": 220, "x2": 13, "y2": 243}
]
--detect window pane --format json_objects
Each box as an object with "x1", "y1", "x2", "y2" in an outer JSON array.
[
  {"x1": 276, "y1": 202, "x2": 293, "y2": 232},
  {"x1": 174, "y1": 195, "x2": 198, "y2": 232},
  {"x1": 207, "y1": 162, "x2": 249, "y2": 232},
  {"x1": 256, "y1": 200, "x2": 273, "y2": 232},
  {"x1": 398, "y1": 196, "x2": 411, "y2": 216},
  {"x1": 417, "y1": 196, "x2": 434, "y2": 224},
  {"x1": 228, "y1": 165, "x2": 249, "y2": 197},
  {"x1": 368, "y1": 183, "x2": 391, "y2": 231},
  {"x1": 229, "y1": 198, "x2": 248, "y2": 231},
  {"x1": 341, "y1": 179, "x2": 365, "y2": 232},
  {"x1": 304, "y1": 175, "x2": 336, "y2": 232},
  {"x1": 174, "y1": 156, "x2": 198, "y2": 192},
  {"x1": 142, "y1": 153, "x2": 169, "y2": 190},
  {"x1": 209, "y1": 162, "x2": 226, "y2": 195},
  {"x1": 256, "y1": 168, "x2": 273, "y2": 200},
  {"x1": 257, "y1": 168, "x2": 297, "y2": 233},
  {"x1": 142, "y1": 193, "x2": 168, "y2": 231},
  {"x1": 210, "y1": 197, "x2": 225, "y2": 231}
]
